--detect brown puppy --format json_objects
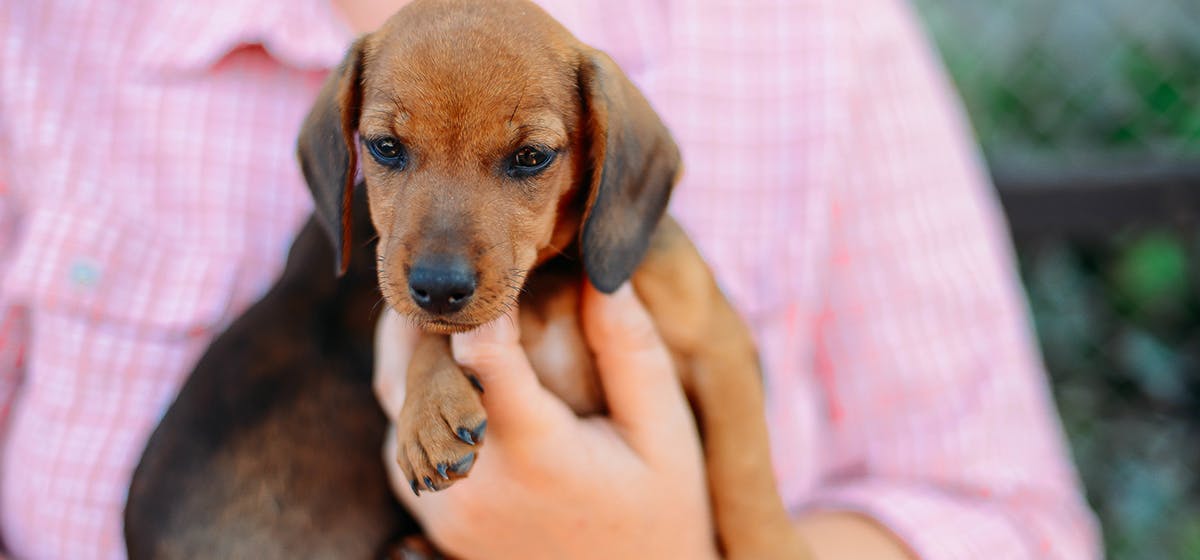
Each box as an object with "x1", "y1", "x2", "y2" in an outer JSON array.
[
  {"x1": 126, "y1": 0, "x2": 807, "y2": 558},
  {"x1": 299, "y1": 0, "x2": 808, "y2": 557}
]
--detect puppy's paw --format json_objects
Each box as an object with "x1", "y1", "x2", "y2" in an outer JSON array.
[{"x1": 395, "y1": 365, "x2": 486, "y2": 495}]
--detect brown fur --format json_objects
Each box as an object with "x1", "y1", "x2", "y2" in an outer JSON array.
[{"x1": 126, "y1": 0, "x2": 806, "y2": 558}]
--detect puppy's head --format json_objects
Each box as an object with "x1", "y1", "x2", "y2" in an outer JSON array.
[{"x1": 298, "y1": 0, "x2": 680, "y2": 333}]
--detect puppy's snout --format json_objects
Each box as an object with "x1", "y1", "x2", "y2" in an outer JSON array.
[{"x1": 407, "y1": 257, "x2": 477, "y2": 315}]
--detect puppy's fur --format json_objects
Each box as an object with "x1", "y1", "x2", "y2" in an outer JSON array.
[{"x1": 126, "y1": 1, "x2": 806, "y2": 558}]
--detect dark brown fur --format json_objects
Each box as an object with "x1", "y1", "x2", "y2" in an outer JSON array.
[
  {"x1": 125, "y1": 203, "x2": 413, "y2": 559},
  {"x1": 126, "y1": 1, "x2": 806, "y2": 558}
]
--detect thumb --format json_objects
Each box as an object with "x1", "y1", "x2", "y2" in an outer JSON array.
[
  {"x1": 451, "y1": 311, "x2": 571, "y2": 438},
  {"x1": 582, "y1": 282, "x2": 695, "y2": 456}
]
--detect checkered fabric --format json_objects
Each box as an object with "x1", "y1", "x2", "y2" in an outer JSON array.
[{"x1": 0, "y1": 0, "x2": 1099, "y2": 558}]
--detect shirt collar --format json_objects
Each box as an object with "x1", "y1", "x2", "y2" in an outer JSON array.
[{"x1": 136, "y1": 0, "x2": 354, "y2": 73}]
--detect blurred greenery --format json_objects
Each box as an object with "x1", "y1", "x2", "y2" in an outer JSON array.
[
  {"x1": 1020, "y1": 231, "x2": 1199, "y2": 558},
  {"x1": 914, "y1": 0, "x2": 1200, "y2": 171},
  {"x1": 913, "y1": 1, "x2": 1200, "y2": 558}
]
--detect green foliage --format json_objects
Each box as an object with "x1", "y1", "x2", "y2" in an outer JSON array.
[
  {"x1": 1019, "y1": 229, "x2": 1199, "y2": 559},
  {"x1": 1111, "y1": 233, "x2": 1189, "y2": 318},
  {"x1": 910, "y1": 2, "x2": 1200, "y2": 556},
  {"x1": 913, "y1": 0, "x2": 1200, "y2": 170}
]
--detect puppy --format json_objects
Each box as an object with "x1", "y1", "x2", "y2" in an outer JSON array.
[{"x1": 126, "y1": 1, "x2": 806, "y2": 558}]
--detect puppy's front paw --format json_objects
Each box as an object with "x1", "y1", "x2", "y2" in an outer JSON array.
[{"x1": 395, "y1": 365, "x2": 486, "y2": 495}]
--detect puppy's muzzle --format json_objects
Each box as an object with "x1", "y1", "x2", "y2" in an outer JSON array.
[{"x1": 407, "y1": 256, "x2": 477, "y2": 315}]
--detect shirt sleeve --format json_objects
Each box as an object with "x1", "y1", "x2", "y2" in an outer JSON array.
[
  {"x1": 803, "y1": 3, "x2": 1100, "y2": 559},
  {"x1": 0, "y1": 111, "x2": 24, "y2": 438}
]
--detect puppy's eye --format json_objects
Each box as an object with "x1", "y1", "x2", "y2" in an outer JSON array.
[
  {"x1": 514, "y1": 146, "x2": 549, "y2": 168},
  {"x1": 507, "y1": 146, "x2": 555, "y2": 178},
  {"x1": 366, "y1": 137, "x2": 408, "y2": 169}
]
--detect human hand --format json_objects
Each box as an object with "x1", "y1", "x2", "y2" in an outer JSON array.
[
  {"x1": 375, "y1": 284, "x2": 718, "y2": 559},
  {"x1": 331, "y1": 0, "x2": 413, "y2": 33}
]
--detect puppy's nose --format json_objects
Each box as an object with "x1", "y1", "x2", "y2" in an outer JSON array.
[{"x1": 408, "y1": 258, "x2": 477, "y2": 315}]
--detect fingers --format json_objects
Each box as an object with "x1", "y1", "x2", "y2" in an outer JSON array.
[
  {"x1": 451, "y1": 312, "x2": 572, "y2": 439},
  {"x1": 374, "y1": 309, "x2": 422, "y2": 419},
  {"x1": 385, "y1": 282, "x2": 691, "y2": 464},
  {"x1": 582, "y1": 283, "x2": 695, "y2": 457}
]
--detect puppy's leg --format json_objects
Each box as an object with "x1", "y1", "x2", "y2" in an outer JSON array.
[
  {"x1": 394, "y1": 334, "x2": 487, "y2": 494},
  {"x1": 634, "y1": 218, "x2": 811, "y2": 559},
  {"x1": 688, "y1": 306, "x2": 812, "y2": 559}
]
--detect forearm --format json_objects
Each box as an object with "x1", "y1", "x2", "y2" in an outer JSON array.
[
  {"x1": 332, "y1": 0, "x2": 412, "y2": 32},
  {"x1": 795, "y1": 512, "x2": 915, "y2": 560}
]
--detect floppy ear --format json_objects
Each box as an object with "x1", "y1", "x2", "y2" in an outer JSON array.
[
  {"x1": 297, "y1": 37, "x2": 367, "y2": 275},
  {"x1": 577, "y1": 49, "x2": 682, "y2": 293}
]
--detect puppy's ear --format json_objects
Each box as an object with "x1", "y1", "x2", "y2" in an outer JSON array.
[
  {"x1": 297, "y1": 37, "x2": 367, "y2": 275},
  {"x1": 577, "y1": 49, "x2": 682, "y2": 293}
]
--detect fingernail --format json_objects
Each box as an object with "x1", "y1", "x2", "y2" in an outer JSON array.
[
  {"x1": 489, "y1": 315, "x2": 518, "y2": 342},
  {"x1": 465, "y1": 312, "x2": 517, "y2": 344},
  {"x1": 453, "y1": 317, "x2": 516, "y2": 363},
  {"x1": 597, "y1": 283, "x2": 641, "y2": 326},
  {"x1": 605, "y1": 283, "x2": 638, "y2": 313},
  {"x1": 613, "y1": 283, "x2": 635, "y2": 299}
]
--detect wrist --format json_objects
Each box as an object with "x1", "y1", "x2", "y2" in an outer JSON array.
[{"x1": 794, "y1": 511, "x2": 915, "y2": 560}]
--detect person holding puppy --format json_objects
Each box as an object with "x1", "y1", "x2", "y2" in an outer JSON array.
[{"x1": 0, "y1": 0, "x2": 1098, "y2": 558}]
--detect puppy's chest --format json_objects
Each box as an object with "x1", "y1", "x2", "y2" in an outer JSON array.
[{"x1": 517, "y1": 267, "x2": 605, "y2": 416}]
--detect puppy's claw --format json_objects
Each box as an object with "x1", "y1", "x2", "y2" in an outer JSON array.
[
  {"x1": 466, "y1": 373, "x2": 484, "y2": 394},
  {"x1": 456, "y1": 427, "x2": 475, "y2": 445},
  {"x1": 437, "y1": 463, "x2": 450, "y2": 480},
  {"x1": 410, "y1": 479, "x2": 421, "y2": 497},
  {"x1": 471, "y1": 420, "x2": 487, "y2": 443},
  {"x1": 452, "y1": 452, "x2": 476, "y2": 474},
  {"x1": 424, "y1": 476, "x2": 436, "y2": 491}
]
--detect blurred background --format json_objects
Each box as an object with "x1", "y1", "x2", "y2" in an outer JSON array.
[{"x1": 911, "y1": 0, "x2": 1200, "y2": 557}]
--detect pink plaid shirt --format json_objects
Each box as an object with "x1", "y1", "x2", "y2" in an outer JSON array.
[{"x1": 0, "y1": 0, "x2": 1099, "y2": 558}]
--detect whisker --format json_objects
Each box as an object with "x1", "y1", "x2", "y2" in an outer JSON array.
[{"x1": 371, "y1": 296, "x2": 387, "y2": 316}]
